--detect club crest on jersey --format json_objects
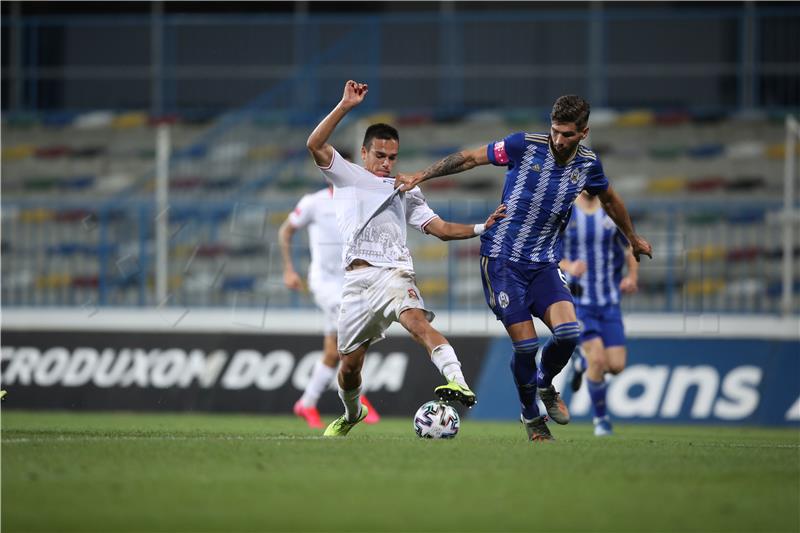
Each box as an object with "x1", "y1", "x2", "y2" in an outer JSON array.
[
  {"x1": 533, "y1": 163, "x2": 541, "y2": 172},
  {"x1": 407, "y1": 288, "x2": 419, "y2": 300},
  {"x1": 498, "y1": 291, "x2": 510, "y2": 309},
  {"x1": 570, "y1": 169, "x2": 580, "y2": 184}
]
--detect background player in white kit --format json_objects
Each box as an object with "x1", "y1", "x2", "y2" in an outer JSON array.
[
  {"x1": 279, "y1": 151, "x2": 381, "y2": 429},
  {"x1": 307, "y1": 80, "x2": 506, "y2": 437}
]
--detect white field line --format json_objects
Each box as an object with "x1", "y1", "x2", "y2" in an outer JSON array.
[
  {"x1": 1, "y1": 435, "x2": 797, "y2": 448},
  {"x1": 0, "y1": 434, "x2": 410, "y2": 444}
]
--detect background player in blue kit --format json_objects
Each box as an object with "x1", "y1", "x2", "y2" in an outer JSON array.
[
  {"x1": 560, "y1": 190, "x2": 639, "y2": 436},
  {"x1": 396, "y1": 95, "x2": 652, "y2": 441}
]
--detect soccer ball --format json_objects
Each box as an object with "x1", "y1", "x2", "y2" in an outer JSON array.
[{"x1": 413, "y1": 400, "x2": 460, "y2": 439}]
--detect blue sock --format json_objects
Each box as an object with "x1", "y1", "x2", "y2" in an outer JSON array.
[
  {"x1": 586, "y1": 378, "x2": 608, "y2": 418},
  {"x1": 537, "y1": 322, "x2": 580, "y2": 388},
  {"x1": 510, "y1": 339, "x2": 540, "y2": 420}
]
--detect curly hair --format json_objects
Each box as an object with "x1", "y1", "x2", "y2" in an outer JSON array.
[{"x1": 551, "y1": 95, "x2": 591, "y2": 129}]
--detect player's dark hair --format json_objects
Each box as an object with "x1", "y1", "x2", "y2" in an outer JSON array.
[
  {"x1": 551, "y1": 95, "x2": 591, "y2": 129},
  {"x1": 363, "y1": 123, "x2": 399, "y2": 149}
]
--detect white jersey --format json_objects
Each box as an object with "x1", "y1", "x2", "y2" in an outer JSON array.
[
  {"x1": 318, "y1": 148, "x2": 439, "y2": 270},
  {"x1": 287, "y1": 187, "x2": 343, "y2": 289}
]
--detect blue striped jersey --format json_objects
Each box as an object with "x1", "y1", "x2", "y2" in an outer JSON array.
[
  {"x1": 481, "y1": 132, "x2": 609, "y2": 264},
  {"x1": 562, "y1": 206, "x2": 629, "y2": 305}
]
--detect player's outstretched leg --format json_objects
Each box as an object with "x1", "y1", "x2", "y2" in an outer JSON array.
[{"x1": 399, "y1": 307, "x2": 478, "y2": 408}]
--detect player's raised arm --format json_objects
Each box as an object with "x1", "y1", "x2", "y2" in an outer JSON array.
[
  {"x1": 306, "y1": 80, "x2": 368, "y2": 168},
  {"x1": 424, "y1": 204, "x2": 506, "y2": 241},
  {"x1": 395, "y1": 146, "x2": 489, "y2": 192},
  {"x1": 597, "y1": 185, "x2": 653, "y2": 262}
]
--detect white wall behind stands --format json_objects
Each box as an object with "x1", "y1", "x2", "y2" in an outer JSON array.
[{"x1": 2, "y1": 308, "x2": 798, "y2": 340}]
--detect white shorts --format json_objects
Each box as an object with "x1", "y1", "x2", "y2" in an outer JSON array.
[
  {"x1": 337, "y1": 266, "x2": 434, "y2": 355},
  {"x1": 310, "y1": 278, "x2": 343, "y2": 336}
]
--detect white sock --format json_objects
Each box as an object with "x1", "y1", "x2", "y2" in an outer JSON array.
[
  {"x1": 338, "y1": 386, "x2": 362, "y2": 422},
  {"x1": 430, "y1": 344, "x2": 468, "y2": 389},
  {"x1": 301, "y1": 360, "x2": 337, "y2": 408}
]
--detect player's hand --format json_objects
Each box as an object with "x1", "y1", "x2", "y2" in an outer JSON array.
[
  {"x1": 484, "y1": 204, "x2": 507, "y2": 229},
  {"x1": 394, "y1": 172, "x2": 423, "y2": 192},
  {"x1": 630, "y1": 235, "x2": 653, "y2": 262},
  {"x1": 620, "y1": 275, "x2": 638, "y2": 294},
  {"x1": 340, "y1": 80, "x2": 368, "y2": 110},
  {"x1": 283, "y1": 270, "x2": 304, "y2": 291},
  {"x1": 565, "y1": 259, "x2": 587, "y2": 278}
]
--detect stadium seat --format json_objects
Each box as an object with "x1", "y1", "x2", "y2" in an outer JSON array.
[
  {"x1": 686, "y1": 245, "x2": 727, "y2": 263},
  {"x1": 2, "y1": 144, "x2": 36, "y2": 161},
  {"x1": 685, "y1": 279, "x2": 725, "y2": 296},
  {"x1": 615, "y1": 110, "x2": 654, "y2": 127},
  {"x1": 687, "y1": 176, "x2": 726, "y2": 192},
  {"x1": 111, "y1": 112, "x2": 148, "y2": 129},
  {"x1": 418, "y1": 277, "x2": 448, "y2": 296},
  {"x1": 647, "y1": 176, "x2": 687, "y2": 194}
]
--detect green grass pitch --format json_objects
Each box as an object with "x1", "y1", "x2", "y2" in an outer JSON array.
[{"x1": 2, "y1": 410, "x2": 798, "y2": 532}]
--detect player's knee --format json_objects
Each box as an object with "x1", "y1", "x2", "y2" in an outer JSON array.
[
  {"x1": 589, "y1": 355, "x2": 609, "y2": 373},
  {"x1": 608, "y1": 362, "x2": 625, "y2": 375},
  {"x1": 553, "y1": 322, "x2": 580, "y2": 350},
  {"x1": 338, "y1": 356, "x2": 363, "y2": 379}
]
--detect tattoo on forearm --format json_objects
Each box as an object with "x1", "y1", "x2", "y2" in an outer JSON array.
[{"x1": 422, "y1": 152, "x2": 473, "y2": 180}]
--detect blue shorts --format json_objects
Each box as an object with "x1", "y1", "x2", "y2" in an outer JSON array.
[
  {"x1": 479, "y1": 256, "x2": 574, "y2": 327},
  {"x1": 576, "y1": 303, "x2": 626, "y2": 347}
]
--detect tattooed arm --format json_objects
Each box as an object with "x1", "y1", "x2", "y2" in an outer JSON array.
[{"x1": 395, "y1": 146, "x2": 489, "y2": 192}]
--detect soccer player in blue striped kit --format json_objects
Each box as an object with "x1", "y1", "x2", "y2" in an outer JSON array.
[
  {"x1": 560, "y1": 190, "x2": 640, "y2": 436},
  {"x1": 396, "y1": 95, "x2": 652, "y2": 441}
]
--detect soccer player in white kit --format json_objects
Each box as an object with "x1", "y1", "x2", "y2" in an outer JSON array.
[
  {"x1": 279, "y1": 159, "x2": 381, "y2": 429},
  {"x1": 307, "y1": 80, "x2": 506, "y2": 437}
]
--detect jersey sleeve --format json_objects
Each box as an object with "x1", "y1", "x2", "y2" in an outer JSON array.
[
  {"x1": 317, "y1": 148, "x2": 360, "y2": 187},
  {"x1": 405, "y1": 188, "x2": 440, "y2": 234},
  {"x1": 287, "y1": 194, "x2": 314, "y2": 229},
  {"x1": 583, "y1": 157, "x2": 609, "y2": 195},
  {"x1": 486, "y1": 132, "x2": 526, "y2": 167}
]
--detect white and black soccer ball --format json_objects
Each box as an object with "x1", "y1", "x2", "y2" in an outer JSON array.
[{"x1": 413, "y1": 400, "x2": 460, "y2": 439}]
